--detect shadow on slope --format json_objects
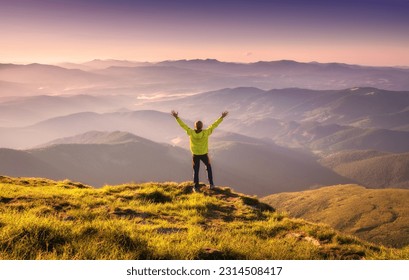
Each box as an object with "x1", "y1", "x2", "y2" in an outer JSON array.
[
  {"x1": 320, "y1": 151, "x2": 409, "y2": 189},
  {"x1": 0, "y1": 131, "x2": 353, "y2": 196}
]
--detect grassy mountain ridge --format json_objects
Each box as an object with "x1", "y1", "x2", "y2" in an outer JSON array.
[
  {"x1": 262, "y1": 185, "x2": 409, "y2": 248},
  {"x1": 1, "y1": 176, "x2": 407, "y2": 260},
  {"x1": 319, "y1": 151, "x2": 409, "y2": 189}
]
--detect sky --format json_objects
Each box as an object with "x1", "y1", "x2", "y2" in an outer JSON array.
[{"x1": 1, "y1": 0, "x2": 409, "y2": 66}]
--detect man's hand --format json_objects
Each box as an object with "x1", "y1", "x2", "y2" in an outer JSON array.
[
  {"x1": 221, "y1": 111, "x2": 228, "y2": 118},
  {"x1": 171, "y1": 110, "x2": 179, "y2": 118}
]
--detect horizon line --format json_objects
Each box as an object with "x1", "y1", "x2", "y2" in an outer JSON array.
[{"x1": 2, "y1": 58, "x2": 409, "y2": 69}]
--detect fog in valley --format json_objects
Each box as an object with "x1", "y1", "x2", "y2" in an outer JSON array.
[{"x1": 1, "y1": 59, "x2": 409, "y2": 196}]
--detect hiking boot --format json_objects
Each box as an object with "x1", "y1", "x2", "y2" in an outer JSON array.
[
  {"x1": 209, "y1": 184, "x2": 215, "y2": 189},
  {"x1": 193, "y1": 185, "x2": 200, "y2": 193}
]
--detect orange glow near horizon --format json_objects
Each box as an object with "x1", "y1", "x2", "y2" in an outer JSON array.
[
  {"x1": 3, "y1": 38, "x2": 409, "y2": 67},
  {"x1": 2, "y1": 18, "x2": 409, "y2": 67},
  {"x1": 1, "y1": 0, "x2": 409, "y2": 67}
]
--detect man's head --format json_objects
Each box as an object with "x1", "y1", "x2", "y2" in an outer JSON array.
[{"x1": 195, "y1": 120, "x2": 203, "y2": 131}]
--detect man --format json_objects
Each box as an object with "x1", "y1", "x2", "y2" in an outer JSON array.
[{"x1": 171, "y1": 110, "x2": 228, "y2": 192}]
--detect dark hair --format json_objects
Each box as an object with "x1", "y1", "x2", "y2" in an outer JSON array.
[{"x1": 195, "y1": 121, "x2": 203, "y2": 131}]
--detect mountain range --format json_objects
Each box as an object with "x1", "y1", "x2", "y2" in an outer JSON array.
[
  {"x1": 142, "y1": 87, "x2": 409, "y2": 154},
  {"x1": 2, "y1": 59, "x2": 409, "y2": 100},
  {"x1": 92, "y1": 59, "x2": 409, "y2": 91},
  {"x1": 1, "y1": 58, "x2": 409, "y2": 257},
  {"x1": 147, "y1": 86, "x2": 409, "y2": 130},
  {"x1": 1, "y1": 83, "x2": 408, "y2": 195},
  {"x1": 2, "y1": 87, "x2": 409, "y2": 153},
  {"x1": 0, "y1": 63, "x2": 112, "y2": 94},
  {"x1": 0, "y1": 131, "x2": 350, "y2": 195},
  {"x1": 0, "y1": 94, "x2": 135, "y2": 127},
  {"x1": 0, "y1": 131, "x2": 189, "y2": 186}
]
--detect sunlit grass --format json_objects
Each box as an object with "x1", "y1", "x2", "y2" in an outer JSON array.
[
  {"x1": 262, "y1": 184, "x2": 409, "y2": 248},
  {"x1": 0, "y1": 176, "x2": 407, "y2": 260}
]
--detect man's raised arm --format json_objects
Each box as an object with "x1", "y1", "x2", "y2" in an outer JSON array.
[
  {"x1": 171, "y1": 110, "x2": 191, "y2": 132},
  {"x1": 207, "y1": 111, "x2": 228, "y2": 134}
]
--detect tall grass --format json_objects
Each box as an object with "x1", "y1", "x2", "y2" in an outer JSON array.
[{"x1": 0, "y1": 177, "x2": 407, "y2": 260}]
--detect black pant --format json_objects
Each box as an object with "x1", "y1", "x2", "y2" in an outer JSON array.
[{"x1": 193, "y1": 154, "x2": 214, "y2": 186}]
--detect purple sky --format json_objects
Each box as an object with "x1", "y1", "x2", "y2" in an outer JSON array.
[{"x1": 1, "y1": 0, "x2": 409, "y2": 66}]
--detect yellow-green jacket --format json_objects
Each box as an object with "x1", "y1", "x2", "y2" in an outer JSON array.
[{"x1": 176, "y1": 117, "x2": 223, "y2": 155}]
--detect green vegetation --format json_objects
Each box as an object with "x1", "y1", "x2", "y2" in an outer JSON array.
[
  {"x1": 262, "y1": 184, "x2": 409, "y2": 248},
  {"x1": 0, "y1": 176, "x2": 407, "y2": 260}
]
